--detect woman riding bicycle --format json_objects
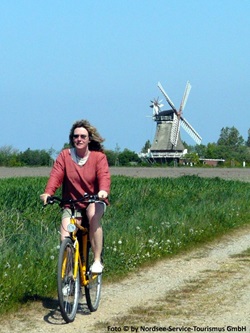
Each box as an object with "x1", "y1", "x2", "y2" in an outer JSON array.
[{"x1": 40, "y1": 119, "x2": 110, "y2": 274}]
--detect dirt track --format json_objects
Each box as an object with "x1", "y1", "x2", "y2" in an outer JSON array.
[
  {"x1": 0, "y1": 166, "x2": 250, "y2": 182},
  {"x1": 1, "y1": 167, "x2": 250, "y2": 332}
]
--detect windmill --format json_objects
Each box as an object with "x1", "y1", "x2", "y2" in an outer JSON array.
[{"x1": 149, "y1": 81, "x2": 202, "y2": 160}]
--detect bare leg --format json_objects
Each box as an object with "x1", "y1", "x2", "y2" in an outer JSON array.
[
  {"x1": 61, "y1": 216, "x2": 82, "y2": 241},
  {"x1": 86, "y1": 202, "x2": 104, "y2": 262}
]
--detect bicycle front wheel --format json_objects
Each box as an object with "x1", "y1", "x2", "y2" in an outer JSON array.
[
  {"x1": 85, "y1": 242, "x2": 102, "y2": 312},
  {"x1": 57, "y1": 237, "x2": 80, "y2": 323}
]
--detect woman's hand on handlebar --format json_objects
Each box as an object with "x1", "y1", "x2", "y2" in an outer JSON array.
[
  {"x1": 40, "y1": 193, "x2": 51, "y2": 205},
  {"x1": 98, "y1": 190, "x2": 108, "y2": 199}
]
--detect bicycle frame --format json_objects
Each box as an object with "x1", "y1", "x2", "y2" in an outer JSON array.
[{"x1": 60, "y1": 214, "x2": 98, "y2": 288}]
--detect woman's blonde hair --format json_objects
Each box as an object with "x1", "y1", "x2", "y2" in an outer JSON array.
[{"x1": 69, "y1": 119, "x2": 105, "y2": 152}]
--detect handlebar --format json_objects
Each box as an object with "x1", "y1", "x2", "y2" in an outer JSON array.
[{"x1": 45, "y1": 193, "x2": 101, "y2": 207}]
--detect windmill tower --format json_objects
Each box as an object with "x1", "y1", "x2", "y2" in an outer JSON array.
[{"x1": 149, "y1": 81, "x2": 202, "y2": 162}]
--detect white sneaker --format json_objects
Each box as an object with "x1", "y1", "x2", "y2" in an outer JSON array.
[{"x1": 91, "y1": 261, "x2": 103, "y2": 274}]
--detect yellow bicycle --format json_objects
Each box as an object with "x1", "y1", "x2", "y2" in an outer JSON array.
[{"x1": 46, "y1": 193, "x2": 103, "y2": 323}]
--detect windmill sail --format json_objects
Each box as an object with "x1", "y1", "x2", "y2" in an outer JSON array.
[
  {"x1": 181, "y1": 118, "x2": 202, "y2": 145},
  {"x1": 170, "y1": 113, "x2": 181, "y2": 146},
  {"x1": 179, "y1": 81, "x2": 191, "y2": 114},
  {"x1": 158, "y1": 82, "x2": 178, "y2": 113}
]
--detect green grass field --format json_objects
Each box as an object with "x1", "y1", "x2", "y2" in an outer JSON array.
[{"x1": 0, "y1": 175, "x2": 250, "y2": 314}]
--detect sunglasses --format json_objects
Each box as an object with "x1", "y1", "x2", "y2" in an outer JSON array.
[{"x1": 73, "y1": 134, "x2": 88, "y2": 139}]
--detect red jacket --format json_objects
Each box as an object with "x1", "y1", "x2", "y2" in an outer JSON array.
[{"x1": 45, "y1": 149, "x2": 111, "y2": 209}]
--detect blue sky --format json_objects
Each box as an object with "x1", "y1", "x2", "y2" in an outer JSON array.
[{"x1": 1, "y1": 0, "x2": 250, "y2": 154}]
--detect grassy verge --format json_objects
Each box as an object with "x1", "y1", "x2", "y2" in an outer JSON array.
[{"x1": 0, "y1": 175, "x2": 250, "y2": 314}]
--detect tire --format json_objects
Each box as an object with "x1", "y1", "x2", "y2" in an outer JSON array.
[
  {"x1": 85, "y1": 239, "x2": 102, "y2": 312},
  {"x1": 57, "y1": 237, "x2": 80, "y2": 323}
]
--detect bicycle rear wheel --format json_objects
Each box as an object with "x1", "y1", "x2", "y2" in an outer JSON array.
[
  {"x1": 57, "y1": 237, "x2": 80, "y2": 323},
  {"x1": 85, "y1": 240, "x2": 102, "y2": 312}
]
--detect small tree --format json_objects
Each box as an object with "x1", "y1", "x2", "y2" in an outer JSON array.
[
  {"x1": 20, "y1": 148, "x2": 51, "y2": 166},
  {"x1": 0, "y1": 145, "x2": 20, "y2": 166},
  {"x1": 141, "y1": 140, "x2": 151, "y2": 153},
  {"x1": 217, "y1": 126, "x2": 244, "y2": 148},
  {"x1": 105, "y1": 150, "x2": 117, "y2": 166},
  {"x1": 246, "y1": 129, "x2": 250, "y2": 147},
  {"x1": 114, "y1": 143, "x2": 121, "y2": 166},
  {"x1": 194, "y1": 144, "x2": 207, "y2": 158},
  {"x1": 183, "y1": 152, "x2": 200, "y2": 165},
  {"x1": 118, "y1": 149, "x2": 141, "y2": 166}
]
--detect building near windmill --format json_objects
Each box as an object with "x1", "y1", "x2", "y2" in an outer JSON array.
[{"x1": 140, "y1": 81, "x2": 202, "y2": 164}]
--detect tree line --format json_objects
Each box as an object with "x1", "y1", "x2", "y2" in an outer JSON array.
[
  {"x1": 185, "y1": 126, "x2": 250, "y2": 167},
  {"x1": 0, "y1": 144, "x2": 141, "y2": 167},
  {"x1": 0, "y1": 126, "x2": 249, "y2": 167}
]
